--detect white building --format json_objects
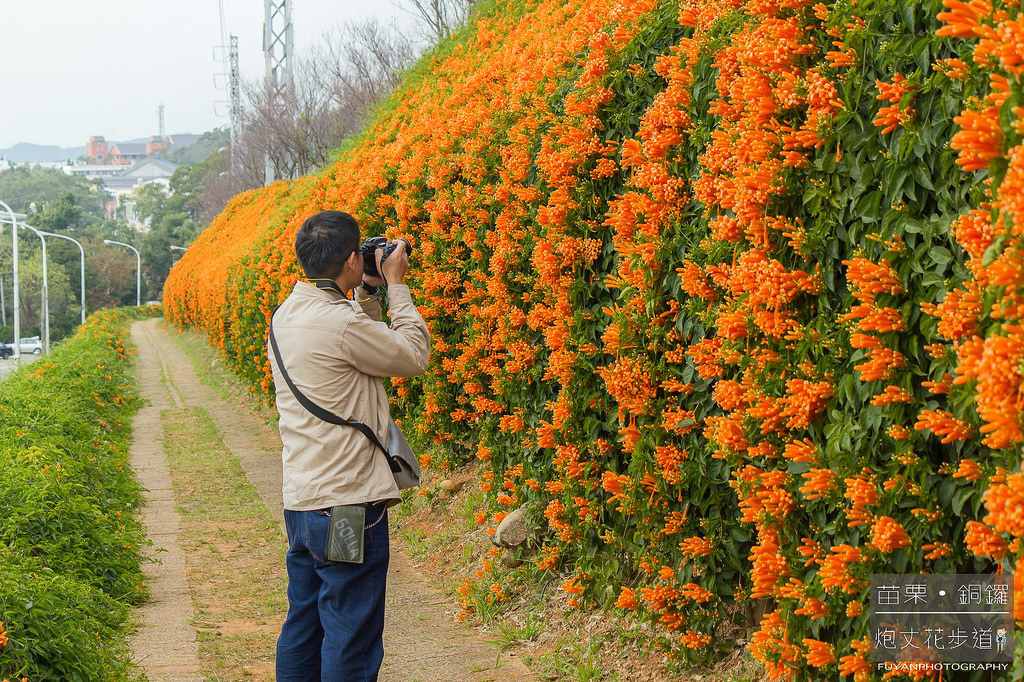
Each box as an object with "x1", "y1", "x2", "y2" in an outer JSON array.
[{"x1": 64, "y1": 157, "x2": 179, "y2": 227}]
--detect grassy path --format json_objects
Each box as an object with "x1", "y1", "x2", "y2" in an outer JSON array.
[{"x1": 129, "y1": 318, "x2": 536, "y2": 681}]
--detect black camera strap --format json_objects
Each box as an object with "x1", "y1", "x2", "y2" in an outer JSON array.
[{"x1": 268, "y1": 312, "x2": 401, "y2": 474}]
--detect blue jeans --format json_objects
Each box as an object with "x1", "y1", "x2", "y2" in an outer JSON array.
[{"x1": 276, "y1": 505, "x2": 389, "y2": 682}]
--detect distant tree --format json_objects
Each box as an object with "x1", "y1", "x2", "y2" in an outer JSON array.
[
  {"x1": 129, "y1": 183, "x2": 169, "y2": 230},
  {"x1": 0, "y1": 247, "x2": 75, "y2": 342},
  {"x1": 164, "y1": 128, "x2": 230, "y2": 166},
  {"x1": 400, "y1": 0, "x2": 476, "y2": 41},
  {"x1": 313, "y1": 20, "x2": 418, "y2": 120},
  {"x1": 170, "y1": 152, "x2": 233, "y2": 228},
  {"x1": 32, "y1": 191, "x2": 83, "y2": 232},
  {"x1": 86, "y1": 241, "x2": 139, "y2": 309},
  {"x1": 232, "y1": 16, "x2": 420, "y2": 183},
  {"x1": 140, "y1": 229, "x2": 172, "y2": 300},
  {"x1": 0, "y1": 166, "x2": 107, "y2": 227}
]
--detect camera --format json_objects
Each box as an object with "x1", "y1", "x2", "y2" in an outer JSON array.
[{"x1": 360, "y1": 236, "x2": 413, "y2": 278}]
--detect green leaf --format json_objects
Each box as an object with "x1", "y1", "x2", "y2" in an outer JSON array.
[
  {"x1": 952, "y1": 487, "x2": 973, "y2": 515},
  {"x1": 912, "y1": 163, "x2": 935, "y2": 191},
  {"x1": 939, "y1": 477, "x2": 956, "y2": 505},
  {"x1": 929, "y1": 246, "x2": 952, "y2": 265}
]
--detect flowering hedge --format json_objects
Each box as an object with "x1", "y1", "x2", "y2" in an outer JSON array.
[{"x1": 166, "y1": 0, "x2": 1024, "y2": 676}]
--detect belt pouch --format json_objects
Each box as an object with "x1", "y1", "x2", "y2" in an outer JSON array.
[{"x1": 325, "y1": 505, "x2": 365, "y2": 563}]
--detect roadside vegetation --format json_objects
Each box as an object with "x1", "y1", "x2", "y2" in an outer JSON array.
[{"x1": 0, "y1": 306, "x2": 157, "y2": 680}]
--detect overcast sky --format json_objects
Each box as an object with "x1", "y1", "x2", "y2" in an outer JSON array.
[{"x1": 0, "y1": 0, "x2": 411, "y2": 149}]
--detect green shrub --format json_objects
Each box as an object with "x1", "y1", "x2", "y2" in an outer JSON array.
[
  {"x1": 0, "y1": 306, "x2": 156, "y2": 681},
  {"x1": 0, "y1": 548, "x2": 132, "y2": 681}
]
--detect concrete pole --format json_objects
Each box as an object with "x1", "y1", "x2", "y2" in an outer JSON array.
[
  {"x1": 42, "y1": 231, "x2": 86, "y2": 324},
  {"x1": 22, "y1": 224, "x2": 49, "y2": 354},
  {"x1": 0, "y1": 201, "x2": 20, "y2": 360}
]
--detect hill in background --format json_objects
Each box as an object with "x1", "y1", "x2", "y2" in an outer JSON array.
[
  {"x1": 1, "y1": 133, "x2": 214, "y2": 165},
  {"x1": 1, "y1": 142, "x2": 87, "y2": 164}
]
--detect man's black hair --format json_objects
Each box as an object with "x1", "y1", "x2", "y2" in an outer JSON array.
[{"x1": 294, "y1": 211, "x2": 361, "y2": 280}]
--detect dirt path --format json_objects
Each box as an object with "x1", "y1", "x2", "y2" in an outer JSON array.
[
  {"x1": 129, "y1": 321, "x2": 202, "y2": 681},
  {"x1": 129, "y1": 318, "x2": 535, "y2": 681}
]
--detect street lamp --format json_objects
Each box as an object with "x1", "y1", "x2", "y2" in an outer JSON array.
[
  {"x1": 0, "y1": 202, "x2": 25, "y2": 360},
  {"x1": 21, "y1": 224, "x2": 49, "y2": 354},
  {"x1": 169, "y1": 245, "x2": 187, "y2": 270},
  {"x1": 41, "y1": 230, "x2": 86, "y2": 325},
  {"x1": 103, "y1": 239, "x2": 141, "y2": 306}
]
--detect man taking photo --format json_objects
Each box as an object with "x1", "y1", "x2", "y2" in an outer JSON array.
[{"x1": 268, "y1": 210, "x2": 430, "y2": 681}]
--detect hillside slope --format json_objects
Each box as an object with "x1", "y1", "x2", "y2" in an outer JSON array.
[{"x1": 166, "y1": 0, "x2": 1024, "y2": 676}]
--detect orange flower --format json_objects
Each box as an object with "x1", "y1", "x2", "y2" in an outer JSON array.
[
  {"x1": 844, "y1": 476, "x2": 879, "y2": 517},
  {"x1": 597, "y1": 356, "x2": 656, "y2": 417},
  {"x1": 783, "y1": 438, "x2": 819, "y2": 464},
  {"x1": 561, "y1": 575, "x2": 584, "y2": 595},
  {"x1": 601, "y1": 470, "x2": 633, "y2": 505},
  {"x1": 964, "y1": 520, "x2": 1009, "y2": 559},
  {"x1": 854, "y1": 347, "x2": 906, "y2": 382},
  {"x1": 749, "y1": 531, "x2": 790, "y2": 599},
  {"x1": 677, "y1": 261, "x2": 718, "y2": 300},
  {"x1": 803, "y1": 638, "x2": 836, "y2": 667},
  {"x1": 820, "y1": 544, "x2": 864, "y2": 594},
  {"x1": 679, "y1": 536, "x2": 715, "y2": 557},
  {"x1": 838, "y1": 636, "x2": 872, "y2": 677},
  {"x1": 887, "y1": 424, "x2": 911, "y2": 440},
  {"x1": 615, "y1": 586, "x2": 639, "y2": 610},
  {"x1": 869, "y1": 385, "x2": 913, "y2": 406},
  {"x1": 797, "y1": 537, "x2": 824, "y2": 567},
  {"x1": 871, "y1": 516, "x2": 911, "y2": 553},
  {"x1": 914, "y1": 409, "x2": 975, "y2": 443},
  {"x1": 680, "y1": 630, "x2": 712, "y2": 649},
  {"x1": 681, "y1": 583, "x2": 714, "y2": 603},
  {"x1": 921, "y1": 285, "x2": 982, "y2": 339},
  {"x1": 749, "y1": 609, "x2": 801, "y2": 680},
  {"x1": 800, "y1": 468, "x2": 838, "y2": 500},
  {"x1": 936, "y1": 0, "x2": 998, "y2": 39},
  {"x1": 953, "y1": 458, "x2": 984, "y2": 481},
  {"x1": 778, "y1": 379, "x2": 834, "y2": 429},
  {"x1": 951, "y1": 104, "x2": 1003, "y2": 171},
  {"x1": 923, "y1": 541, "x2": 954, "y2": 560},
  {"x1": 983, "y1": 473, "x2": 1024, "y2": 537},
  {"x1": 826, "y1": 46, "x2": 858, "y2": 69},
  {"x1": 535, "y1": 544, "x2": 560, "y2": 571},
  {"x1": 655, "y1": 444, "x2": 687, "y2": 484},
  {"x1": 794, "y1": 597, "x2": 829, "y2": 620}
]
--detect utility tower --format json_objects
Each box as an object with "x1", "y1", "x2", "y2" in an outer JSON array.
[
  {"x1": 215, "y1": 1, "x2": 239, "y2": 168},
  {"x1": 263, "y1": 0, "x2": 294, "y2": 185},
  {"x1": 158, "y1": 104, "x2": 165, "y2": 138},
  {"x1": 228, "y1": 35, "x2": 241, "y2": 169}
]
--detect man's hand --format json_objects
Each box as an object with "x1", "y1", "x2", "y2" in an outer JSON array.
[
  {"x1": 378, "y1": 240, "x2": 410, "y2": 285},
  {"x1": 361, "y1": 269, "x2": 386, "y2": 290}
]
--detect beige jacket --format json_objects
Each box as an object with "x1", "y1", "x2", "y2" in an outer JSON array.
[{"x1": 268, "y1": 280, "x2": 430, "y2": 510}]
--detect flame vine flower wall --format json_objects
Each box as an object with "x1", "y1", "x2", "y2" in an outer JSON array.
[{"x1": 166, "y1": 0, "x2": 1024, "y2": 676}]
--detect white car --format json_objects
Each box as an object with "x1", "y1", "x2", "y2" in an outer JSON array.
[{"x1": 17, "y1": 337, "x2": 42, "y2": 355}]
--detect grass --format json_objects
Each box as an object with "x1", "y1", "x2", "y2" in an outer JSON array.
[
  {"x1": 161, "y1": 406, "x2": 287, "y2": 681},
  {"x1": 167, "y1": 325, "x2": 279, "y2": 428},
  {"x1": 535, "y1": 637, "x2": 618, "y2": 682},
  {"x1": 493, "y1": 612, "x2": 546, "y2": 651}
]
